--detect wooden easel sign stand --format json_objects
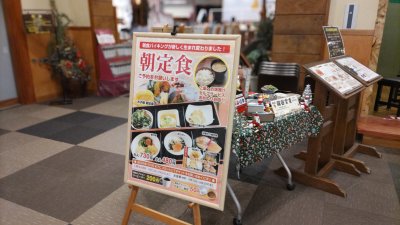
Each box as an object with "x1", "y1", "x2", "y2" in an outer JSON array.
[
  {"x1": 122, "y1": 28, "x2": 241, "y2": 224},
  {"x1": 122, "y1": 185, "x2": 201, "y2": 225}
]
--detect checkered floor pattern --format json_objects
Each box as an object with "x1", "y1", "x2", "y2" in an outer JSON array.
[{"x1": 0, "y1": 95, "x2": 399, "y2": 225}]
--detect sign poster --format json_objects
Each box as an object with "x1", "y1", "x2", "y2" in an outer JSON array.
[
  {"x1": 22, "y1": 11, "x2": 53, "y2": 34},
  {"x1": 308, "y1": 62, "x2": 363, "y2": 95},
  {"x1": 323, "y1": 26, "x2": 345, "y2": 58},
  {"x1": 125, "y1": 33, "x2": 241, "y2": 210},
  {"x1": 270, "y1": 95, "x2": 301, "y2": 117},
  {"x1": 334, "y1": 56, "x2": 382, "y2": 84}
]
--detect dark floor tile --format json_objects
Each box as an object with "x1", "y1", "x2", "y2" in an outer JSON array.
[
  {"x1": 380, "y1": 147, "x2": 400, "y2": 155},
  {"x1": 81, "y1": 115, "x2": 126, "y2": 131},
  {"x1": 0, "y1": 146, "x2": 125, "y2": 222},
  {"x1": 228, "y1": 153, "x2": 272, "y2": 185},
  {"x1": 19, "y1": 111, "x2": 126, "y2": 144},
  {"x1": 48, "y1": 125, "x2": 105, "y2": 145},
  {"x1": 323, "y1": 203, "x2": 400, "y2": 225},
  {"x1": 242, "y1": 183, "x2": 324, "y2": 225},
  {"x1": 0, "y1": 129, "x2": 9, "y2": 136},
  {"x1": 52, "y1": 111, "x2": 102, "y2": 125},
  {"x1": 388, "y1": 162, "x2": 400, "y2": 202},
  {"x1": 19, "y1": 120, "x2": 74, "y2": 138},
  {"x1": 325, "y1": 179, "x2": 400, "y2": 220}
]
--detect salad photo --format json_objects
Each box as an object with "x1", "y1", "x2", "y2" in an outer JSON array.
[{"x1": 131, "y1": 109, "x2": 153, "y2": 129}]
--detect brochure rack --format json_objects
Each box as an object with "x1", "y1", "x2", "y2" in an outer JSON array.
[
  {"x1": 97, "y1": 43, "x2": 131, "y2": 96},
  {"x1": 95, "y1": 29, "x2": 131, "y2": 96}
]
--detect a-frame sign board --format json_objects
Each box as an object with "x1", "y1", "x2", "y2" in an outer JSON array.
[{"x1": 122, "y1": 27, "x2": 241, "y2": 225}]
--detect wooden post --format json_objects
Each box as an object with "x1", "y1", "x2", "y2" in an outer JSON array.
[{"x1": 122, "y1": 185, "x2": 202, "y2": 225}]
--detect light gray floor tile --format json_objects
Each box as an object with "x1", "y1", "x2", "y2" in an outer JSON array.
[
  {"x1": 0, "y1": 104, "x2": 48, "y2": 116},
  {"x1": 79, "y1": 123, "x2": 129, "y2": 155},
  {"x1": 0, "y1": 105, "x2": 51, "y2": 130},
  {"x1": 0, "y1": 115, "x2": 46, "y2": 131},
  {"x1": 0, "y1": 198, "x2": 67, "y2": 225},
  {"x1": 0, "y1": 135, "x2": 72, "y2": 178},
  {"x1": 29, "y1": 106, "x2": 75, "y2": 120},
  {"x1": 51, "y1": 96, "x2": 113, "y2": 111},
  {"x1": 81, "y1": 97, "x2": 129, "y2": 119},
  {"x1": 0, "y1": 132, "x2": 39, "y2": 154}
]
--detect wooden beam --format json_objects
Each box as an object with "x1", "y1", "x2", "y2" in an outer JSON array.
[{"x1": 2, "y1": 0, "x2": 36, "y2": 103}]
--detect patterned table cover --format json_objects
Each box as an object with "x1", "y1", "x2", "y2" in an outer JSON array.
[{"x1": 231, "y1": 106, "x2": 324, "y2": 169}]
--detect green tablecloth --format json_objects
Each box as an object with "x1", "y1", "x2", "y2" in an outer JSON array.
[{"x1": 231, "y1": 106, "x2": 323, "y2": 168}]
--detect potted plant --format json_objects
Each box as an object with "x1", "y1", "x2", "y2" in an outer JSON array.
[{"x1": 40, "y1": 0, "x2": 91, "y2": 104}]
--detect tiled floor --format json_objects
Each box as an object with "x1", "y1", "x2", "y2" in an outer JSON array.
[{"x1": 0, "y1": 95, "x2": 399, "y2": 225}]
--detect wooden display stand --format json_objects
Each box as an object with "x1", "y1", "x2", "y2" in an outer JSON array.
[
  {"x1": 122, "y1": 185, "x2": 201, "y2": 225},
  {"x1": 329, "y1": 58, "x2": 383, "y2": 173},
  {"x1": 331, "y1": 94, "x2": 382, "y2": 174},
  {"x1": 276, "y1": 80, "x2": 362, "y2": 197},
  {"x1": 276, "y1": 57, "x2": 383, "y2": 197}
]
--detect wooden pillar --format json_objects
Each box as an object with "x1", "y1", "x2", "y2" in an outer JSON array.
[
  {"x1": 360, "y1": 0, "x2": 389, "y2": 115},
  {"x1": 2, "y1": 0, "x2": 36, "y2": 104},
  {"x1": 271, "y1": 0, "x2": 330, "y2": 91},
  {"x1": 271, "y1": 0, "x2": 330, "y2": 64}
]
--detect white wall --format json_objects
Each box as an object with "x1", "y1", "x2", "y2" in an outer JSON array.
[
  {"x1": 21, "y1": 0, "x2": 91, "y2": 27},
  {"x1": 164, "y1": 4, "x2": 194, "y2": 18},
  {"x1": 222, "y1": 0, "x2": 275, "y2": 22},
  {"x1": 328, "y1": 0, "x2": 379, "y2": 29}
]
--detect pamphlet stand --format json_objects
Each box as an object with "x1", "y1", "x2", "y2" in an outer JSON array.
[
  {"x1": 331, "y1": 93, "x2": 382, "y2": 174},
  {"x1": 122, "y1": 185, "x2": 201, "y2": 225},
  {"x1": 276, "y1": 80, "x2": 362, "y2": 197}
]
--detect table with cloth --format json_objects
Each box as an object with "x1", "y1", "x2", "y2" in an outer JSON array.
[
  {"x1": 231, "y1": 106, "x2": 324, "y2": 171},
  {"x1": 226, "y1": 106, "x2": 324, "y2": 225}
]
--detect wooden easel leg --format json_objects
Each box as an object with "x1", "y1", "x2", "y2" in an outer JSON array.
[
  {"x1": 294, "y1": 151, "x2": 308, "y2": 161},
  {"x1": 357, "y1": 144, "x2": 382, "y2": 158},
  {"x1": 122, "y1": 185, "x2": 139, "y2": 225},
  {"x1": 121, "y1": 185, "x2": 200, "y2": 225},
  {"x1": 188, "y1": 203, "x2": 201, "y2": 225},
  {"x1": 332, "y1": 154, "x2": 371, "y2": 174},
  {"x1": 275, "y1": 167, "x2": 347, "y2": 197},
  {"x1": 333, "y1": 160, "x2": 361, "y2": 176}
]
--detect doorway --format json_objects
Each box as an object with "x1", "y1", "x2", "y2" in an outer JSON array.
[
  {"x1": 0, "y1": 0, "x2": 18, "y2": 105},
  {"x1": 377, "y1": 1, "x2": 400, "y2": 77}
]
